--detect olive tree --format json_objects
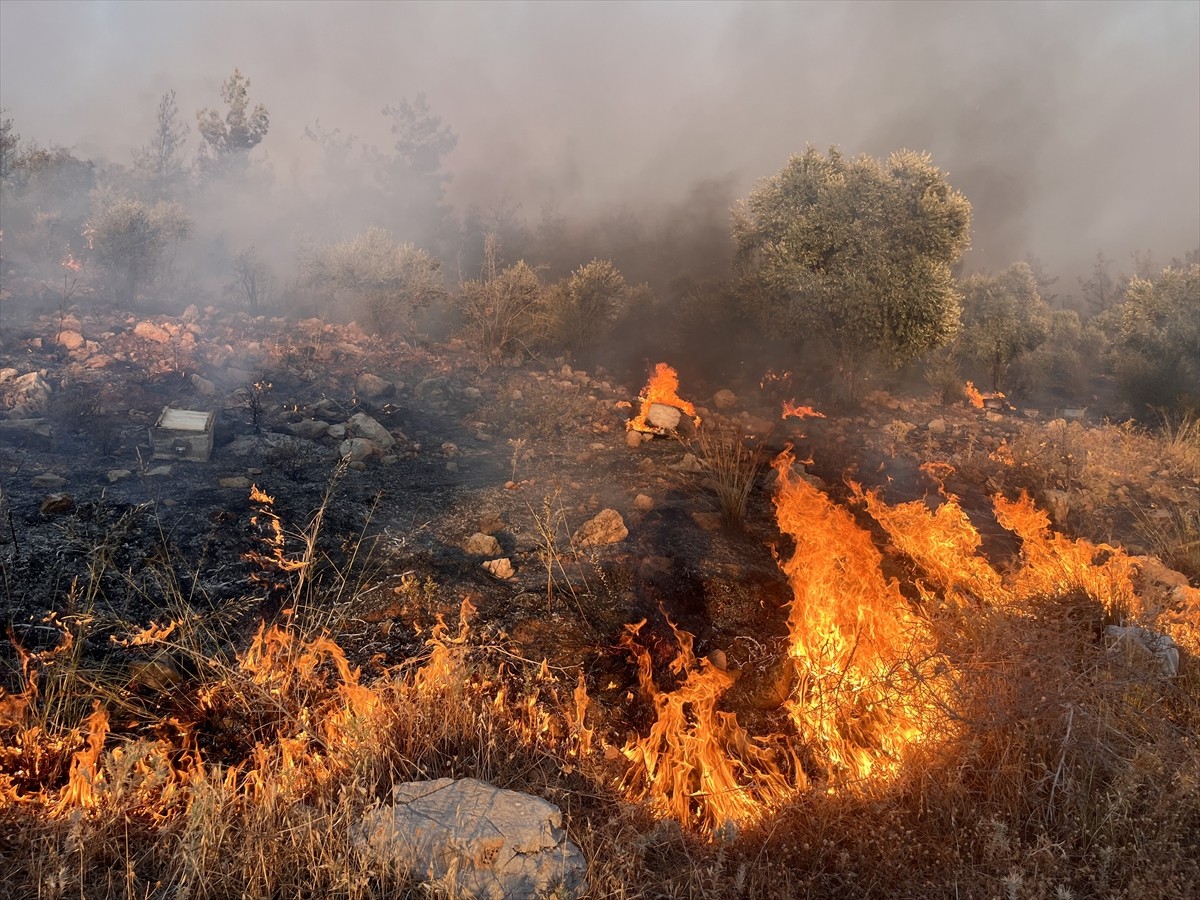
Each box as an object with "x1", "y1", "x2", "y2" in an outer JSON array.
[
  {"x1": 1115, "y1": 264, "x2": 1200, "y2": 415},
  {"x1": 958, "y1": 262, "x2": 1050, "y2": 391},
  {"x1": 88, "y1": 192, "x2": 191, "y2": 302},
  {"x1": 301, "y1": 227, "x2": 446, "y2": 336},
  {"x1": 545, "y1": 258, "x2": 633, "y2": 354},
  {"x1": 732, "y1": 147, "x2": 971, "y2": 399},
  {"x1": 455, "y1": 234, "x2": 546, "y2": 363}
]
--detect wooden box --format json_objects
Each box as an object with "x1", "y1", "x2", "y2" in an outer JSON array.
[{"x1": 149, "y1": 408, "x2": 215, "y2": 462}]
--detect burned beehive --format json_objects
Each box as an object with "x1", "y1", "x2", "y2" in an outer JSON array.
[{"x1": 149, "y1": 408, "x2": 215, "y2": 462}]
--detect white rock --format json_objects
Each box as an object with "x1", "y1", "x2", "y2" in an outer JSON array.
[
  {"x1": 713, "y1": 389, "x2": 737, "y2": 409},
  {"x1": 646, "y1": 402, "x2": 682, "y2": 431},
  {"x1": 339, "y1": 437, "x2": 375, "y2": 463},
  {"x1": 356, "y1": 778, "x2": 587, "y2": 900},
  {"x1": 1106, "y1": 625, "x2": 1180, "y2": 678},
  {"x1": 347, "y1": 412, "x2": 396, "y2": 449},
  {"x1": 573, "y1": 509, "x2": 628, "y2": 547},
  {"x1": 482, "y1": 557, "x2": 515, "y2": 579}
]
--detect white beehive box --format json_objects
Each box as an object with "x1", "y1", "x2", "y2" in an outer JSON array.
[{"x1": 149, "y1": 408, "x2": 215, "y2": 462}]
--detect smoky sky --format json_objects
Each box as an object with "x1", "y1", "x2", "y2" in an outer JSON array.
[{"x1": 1, "y1": 0, "x2": 1197, "y2": 280}]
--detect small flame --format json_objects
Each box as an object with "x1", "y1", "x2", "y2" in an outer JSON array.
[
  {"x1": 781, "y1": 400, "x2": 825, "y2": 421},
  {"x1": 61, "y1": 251, "x2": 81, "y2": 272},
  {"x1": 628, "y1": 363, "x2": 700, "y2": 432},
  {"x1": 964, "y1": 381, "x2": 984, "y2": 408}
]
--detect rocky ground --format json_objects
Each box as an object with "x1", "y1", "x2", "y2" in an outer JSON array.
[{"x1": 2, "y1": 300, "x2": 1197, "y2": 731}]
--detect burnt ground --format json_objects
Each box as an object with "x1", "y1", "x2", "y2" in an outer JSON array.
[{"x1": 2, "y1": 299, "x2": 1196, "y2": 741}]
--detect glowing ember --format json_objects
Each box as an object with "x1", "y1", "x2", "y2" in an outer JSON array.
[{"x1": 628, "y1": 362, "x2": 700, "y2": 433}]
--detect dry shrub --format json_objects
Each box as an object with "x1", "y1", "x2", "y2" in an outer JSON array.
[{"x1": 694, "y1": 423, "x2": 766, "y2": 526}]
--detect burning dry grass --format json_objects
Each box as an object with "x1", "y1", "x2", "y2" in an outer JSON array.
[{"x1": 2, "y1": 451, "x2": 1198, "y2": 897}]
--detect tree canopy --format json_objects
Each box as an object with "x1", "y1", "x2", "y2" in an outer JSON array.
[
  {"x1": 1115, "y1": 264, "x2": 1200, "y2": 415},
  {"x1": 196, "y1": 69, "x2": 269, "y2": 174},
  {"x1": 959, "y1": 262, "x2": 1050, "y2": 391},
  {"x1": 732, "y1": 147, "x2": 971, "y2": 397}
]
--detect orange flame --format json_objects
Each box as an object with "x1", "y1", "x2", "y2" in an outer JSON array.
[
  {"x1": 773, "y1": 447, "x2": 949, "y2": 784},
  {"x1": 964, "y1": 381, "x2": 984, "y2": 408},
  {"x1": 781, "y1": 400, "x2": 825, "y2": 421},
  {"x1": 244, "y1": 485, "x2": 307, "y2": 576},
  {"x1": 619, "y1": 617, "x2": 796, "y2": 831},
  {"x1": 628, "y1": 363, "x2": 700, "y2": 433}
]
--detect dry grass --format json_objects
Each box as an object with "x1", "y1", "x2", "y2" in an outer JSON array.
[
  {"x1": 694, "y1": 423, "x2": 766, "y2": 527},
  {"x1": 3, "y1": 453, "x2": 1198, "y2": 899}
]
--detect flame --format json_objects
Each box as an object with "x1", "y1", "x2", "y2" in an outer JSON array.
[
  {"x1": 781, "y1": 400, "x2": 825, "y2": 421},
  {"x1": 964, "y1": 381, "x2": 984, "y2": 408},
  {"x1": 628, "y1": 362, "x2": 701, "y2": 433},
  {"x1": 773, "y1": 447, "x2": 949, "y2": 784},
  {"x1": 54, "y1": 704, "x2": 109, "y2": 814},
  {"x1": 61, "y1": 251, "x2": 81, "y2": 272},
  {"x1": 618, "y1": 617, "x2": 796, "y2": 832},
  {"x1": 244, "y1": 485, "x2": 307, "y2": 576}
]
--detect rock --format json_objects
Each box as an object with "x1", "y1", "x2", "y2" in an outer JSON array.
[
  {"x1": 355, "y1": 372, "x2": 395, "y2": 399},
  {"x1": 190, "y1": 374, "x2": 218, "y2": 396},
  {"x1": 106, "y1": 469, "x2": 133, "y2": 483},
  {"x1": 356, "y1": 777, "x2": 587, "y2": 900},
  {"x1": 0, "y1": 418, "x2": 53, "y2": 448},
  {"x1": 133, "y1": 321, "x2": 171, "y2": 344},
  {"x1": 625, "y1": 430, "x2": 644, "y2": 448},
  {"x1": 5, "y1": 372, "x2": 52, "y2": 416},
  {"x1": 339, "y1": 437, "x2": 375, "y2": 463},
  {"x1": 326, "y1": 424, "x2": 346, "y2": 440},
  {"x1": 39, "y1": 493, "x2": 74, "y2": 514},
  {"x1": 646, "y1": 402, "x2": 682, "y2": 431},
  {"x1": 669, "y1": 453, "x2": 705, "y2": 474},
  {"x1": 479, "y1": 512, "x2": 505, "y2": 535},
  {"x1": 1105, "y1": 625, "x2": 1180, "y2": 678},
  {"x1": 465, "y1": 533, "x2": 502, "y2": 557},
  {"x1": 1043, "y1": 489, "x2": 1070, "y2": 526},
  {"x1": 347, "y1": 412, "x2": 396, "y2": 450},
  {"x1": 927, "y1": 418, "x2": 946, "y2": 435},
  {"x1": 713, "y1": 389, "x2": 737, "y2": 410},
  {"x1": 127, "y1": 659, "x2": 183, "y2": 692},
  {"x1": 31, "y1": 473, "x2": 66, "y2": 488},
  {"x1": 219, "y1": 476, "x2": 252, "y2": 489},
  {"x1": 144, "y1": 465, "x2": 173, "y2": 478},
  {"x1": 482, "y1": 557, "x2": 516, "y2": 580},
  {"x1": 56, "y1": 330, "x2": 85, "y2": 351},
  {"x1": 286, "y1": 418, "x2": 330, "y2": 440},
  {"x1": 633, "y1": 493, "x2": 654, "y2": 511},
  {"x1": 731, "y1": 654, "x2": 796, "y2": 711},
  {"x1": 572, "y1": 509, "x2": 628, "y2": 548}
]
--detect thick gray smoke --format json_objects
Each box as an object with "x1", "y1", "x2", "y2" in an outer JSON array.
[{"x1": 2, "y1": 0, "x2": 1197, "y2": 282}]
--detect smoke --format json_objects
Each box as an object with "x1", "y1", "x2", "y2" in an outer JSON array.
[{"x1": 1, "y1": 0, "x2": 1197, "y2": 285}]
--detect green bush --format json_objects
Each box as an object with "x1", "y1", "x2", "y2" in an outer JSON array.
[{"x1": 301, "y1": 227, "x2": 446, "y2": 336}]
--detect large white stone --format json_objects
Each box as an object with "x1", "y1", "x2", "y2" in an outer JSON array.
[
  {"x1": 356, "y1": 778, "x2": 587, "y2": 899},
  {"x1": 347, "y1": 412, "x2": 396, "y2": 449}
]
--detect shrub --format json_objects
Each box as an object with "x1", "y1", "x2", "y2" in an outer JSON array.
[
  {"x1": 301, "y1": 227, "x2": 446, "y2": 336},
  {"x1": 1114, "y1": 264, "x2": 1200, "y2": 416},
  {"x1": 454, "y1": 234, "x2": 546, "y2": 363},
  {"x1": 544, "y1": 258, "x2": 633, "y2": 355}
]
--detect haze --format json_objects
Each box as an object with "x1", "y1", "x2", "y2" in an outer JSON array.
[{"x1": 2, "y1": 0, "x2": 1197, "y2": 282}]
